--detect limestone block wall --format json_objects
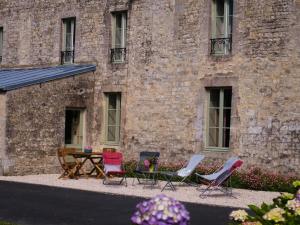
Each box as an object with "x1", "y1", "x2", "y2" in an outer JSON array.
[
  {"x1": 0, "y1": 0, "x2": 299, "y2": 175},
  {"x1": 5, "y1": 72, "x2": 95, "y2": 175},
  {"x1": 0, "y1": 93, "x2": 8, "y2": 175}
]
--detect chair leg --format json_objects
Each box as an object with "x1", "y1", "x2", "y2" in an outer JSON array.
[{"x1": 161, "y1": 175, "x2": 176, "y2": 192}]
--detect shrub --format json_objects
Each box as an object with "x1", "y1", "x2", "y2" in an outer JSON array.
[
  {"x1": 124, "y1": 161, "x2": 299, "y2": 192},
  {"x1": 229, "y1": 181, "x2": 300, "y2": 225}
]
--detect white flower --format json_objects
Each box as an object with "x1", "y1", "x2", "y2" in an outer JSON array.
[
  {"x1": 229, "y1": 209, "x2": 248, "y2": 222},
  {"x1": 263, "y1": 208, "x2": 285, "y2": 223}
]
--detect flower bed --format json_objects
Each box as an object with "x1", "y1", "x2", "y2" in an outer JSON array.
[
  {"x1": 229, "y1": 181, "x2": 300, "y2": 225},
  {"x1": 124, "y1": 161, "x2": 299, "y2": 192}
]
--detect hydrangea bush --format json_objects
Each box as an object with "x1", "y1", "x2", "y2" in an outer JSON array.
[
  {"x1": 124, "y1": 161, "x2": 298, "y2": 192},
  {"x1": 229, "y1": 181, "x2": 300, "y2": 225},
  {"x1": 131, "y1": 194, "x2": 190, "y2": 225}
]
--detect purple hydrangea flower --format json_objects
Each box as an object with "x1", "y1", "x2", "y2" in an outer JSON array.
[{"x1": 131, "y1": 194, "x2": 190, "y2": 225}]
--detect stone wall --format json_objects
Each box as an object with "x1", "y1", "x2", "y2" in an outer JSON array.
[
  {"x1": 5, "y1": 72, "x2": 95, "y2": 175},
  {"x1": 0, "y1": 0, "x2": 299, "y2": 175},
  {"x1": 0, "y1": 93, "x2": 9, "y2": 175}
]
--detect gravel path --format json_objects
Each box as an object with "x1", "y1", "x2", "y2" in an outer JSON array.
[{"x1": 0, "y1": 174, "x2": 279, "y2": 209}]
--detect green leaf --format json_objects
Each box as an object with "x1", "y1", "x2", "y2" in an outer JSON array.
[{"x1": 248, "y1": 205, "x2": 265, "y2": 216}]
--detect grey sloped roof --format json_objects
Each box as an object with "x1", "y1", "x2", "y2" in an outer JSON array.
[{"x1": 0, "y1": 64, "x2": 96, "y2": 91}]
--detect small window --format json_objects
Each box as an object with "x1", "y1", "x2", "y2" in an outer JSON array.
[
  {"x1": 104, "y1": 93, "x2": 121, "y2": 144},
  {"x1": 211, "y1": 0, "x2": 233, "y2": 55},
  {"x1": 206, "y1": 88, "x2": 232, "y2": 149},
  {"x1": 0, "y1": 27, "x2": 3, "y2": 63},
  {"x1": 65, "y1": 109, "x2": 84, "y2": 149},
  {"x1": 111, "y1": 12, "x2": 127, "y2": 63},
  {"x1": 61, "y1": 18, "x2": 76, "y2": 64}
]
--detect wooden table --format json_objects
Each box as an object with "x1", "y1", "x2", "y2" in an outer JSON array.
[{"x1": 69, "y1": 152, "x2": 105, "y2": 179}]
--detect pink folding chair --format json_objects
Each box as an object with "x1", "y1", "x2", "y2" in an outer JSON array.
[{"x1": 102, "y1": 151, "x2": 127, "y2": 186}]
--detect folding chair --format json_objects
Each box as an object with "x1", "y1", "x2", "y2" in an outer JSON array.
[
  {"x1": 196, "y1": 157, "x2": 243, "y2": 198},
  {"x1": 57, "y1": 148, "x2": 81, "y2": 179},
  {"x1": 161, "y1": 154, "x2": 205, "y2": 191},
  {"x1": 102, "y1": 151, "x2": 127, "y2": 186},
  {"x1": 132, "y1": 151, "x2": 160, "y2": 185}
]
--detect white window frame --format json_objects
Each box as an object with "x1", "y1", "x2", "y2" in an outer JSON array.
[
  {"x1": 62, "y1": 18, "x2": 76, "y2": 64},
  {"x1": 211, "y1": 0, "x2": 233, "y2": 55},
  {"x1": 111, "y1": 12, "x2": 127, "y2": 63},
  {"x1": 206, "y1": 88, "x2": 232, "y2": 151},
  {"x1": 104, "y1": 93, "x2": 121, "y2": 145}
]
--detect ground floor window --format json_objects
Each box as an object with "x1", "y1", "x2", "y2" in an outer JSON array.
[
  {"x1": 65, "y1": 108, "x2": 85, "y2": 149},
  {"x1": 104, "y1": 93, "x2": 121, "y2": 144},
  {"x1": 206, "y1": 87, "x2": 232, "y2": 149}
]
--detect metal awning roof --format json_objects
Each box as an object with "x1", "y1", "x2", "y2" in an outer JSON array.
[{"x1": 0, "y1": 64, "x2": 96, "y2": 91}]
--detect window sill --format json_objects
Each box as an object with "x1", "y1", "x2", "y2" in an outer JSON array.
[
  {"x1": 209, "y1": 54, "x2": 232, "y2": 62},
  {"x1": 204, "y1": 147, "x2": 230, "y2": 152}
]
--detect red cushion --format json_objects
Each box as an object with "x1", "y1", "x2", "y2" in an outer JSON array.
[{"x1": 103, "y1": 152, "x2": 123, "y2": 165}]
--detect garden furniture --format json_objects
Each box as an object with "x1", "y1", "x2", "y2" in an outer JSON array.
[
  {"x1": 57, "y1": 148, "x2": 82, "y2": 179},
  {"x1": 160, "y1": 154, "x2": 205, "y2": 191},
  {"x1": 132, "y1": 151, "x2": 160, "y2": 185},
  {"x1": 103, "y1": 151, "x2": 127, "y2": 186},
  {"x1": 70, "y1": 151, "x2": 105, "y2": 178},
  {"x1": 196, "y1": 156, "x2": 243, "y2": 198}
]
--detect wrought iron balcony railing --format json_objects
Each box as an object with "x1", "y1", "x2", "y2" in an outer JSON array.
[
  {"x1": 111, "y1": 48, "x2": 126, "y2": 63},
  {"x1": 210, "y1": 37, "x2": 232, "y2": 56},
  {"x1": 61, "y1": 50, "x2": 75, "y2": 64}
]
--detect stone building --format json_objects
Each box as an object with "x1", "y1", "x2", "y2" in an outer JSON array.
[{"x1": 0, "y1": 0, "x2": 299, "y2": 175}]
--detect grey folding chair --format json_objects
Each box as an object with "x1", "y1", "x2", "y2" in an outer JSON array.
[
  {"x1": 160, "y1": 154, "x2": 205, "y2": 192},
  {"x1": 196, "y1": 157, "x2": 243, "y2": 198}
]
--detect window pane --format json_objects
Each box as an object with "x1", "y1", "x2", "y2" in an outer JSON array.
[
  {"x1": 0, "y1": 28, "x2": 3, "y2": 57},
  {"x1": 108, "y1": 110, "x2": 117, "y2": 126},
  {"x1": 222, "y1": 128, "x2": 230, "y2": 147},
  {"x1": 216, "y1": 16, "x2": 225, "y2": 37},
  {"x1": 209, "y1": 108, "x2": 219, "y2": 128},
  {"x1": 210, "y1": 89, "x2": 220, "y2": 107},
  {"x1": 216, "y1": 0, "x2": 225, "y2": 17},
  {"x1": 223, "y1": 109, "x2": 231, "y2": 128},
  {"x1": 108, "y1": 94, "x2": 117, "y2": 109},
  {"x1": 209, "y1": 128, "x2": 219, "y2": 147},
  {"x1": 223, "y1": 89, "x2": 232, "y2": 107},
  {"x1": 107, "y1": 126, "x2": 116, "y2": 142}
]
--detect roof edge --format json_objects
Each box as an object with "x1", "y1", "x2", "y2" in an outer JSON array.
[{"x1": 2, "y1": 64, "x2": 96, "y2": 91}]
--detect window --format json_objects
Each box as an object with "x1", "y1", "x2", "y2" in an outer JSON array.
[
  {"x1": 0, "y1": 27, "x2": 3, "y2": 63},
  {"x1": 206, "y1": 88, "x2": 232, "y2": 149},
  {"x1": 104, "y1": 93, "x2": 121, "y2": 144},
  {"x1": 111, "y1": 12, "x2": 127, "y2": 63},
  {"x1": 61, "y1": 18, "x2": 76, "y2": 64},
  {"x1": 65, "y1": 109, "x2": 85, "y2": 149},
  {"x1": 211, "y1": 0, "x2": 233, "y2": 55}
]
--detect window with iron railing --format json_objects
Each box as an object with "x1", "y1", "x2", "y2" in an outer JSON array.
[
  {"x1": 61, "y1": 18, "x2": 76, "y2": 64},
  {"x1": 0, "y1": 27, "x2": 3, "y2": 63},
  {"x1": 211, "y1": 0, "x2": 233, "y2": 56},
  {"x1": 111, "y1": 12, "x2": 127, "y2": 63}
]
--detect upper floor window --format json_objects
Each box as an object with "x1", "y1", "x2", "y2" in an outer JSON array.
[
  {"x1": 206, "y1": 87, "x2": 232, "y2": 150},
  {"x1": 211, "y1": 0, "x2": 233, "y2": 56},
  {"x1": 61, "y1": 18, "x2": 76, "y2": 64},
  {"x1": 104, "y1": 93, "x2": 121, "y2": 144},
  {"x1": 0, "y1": 27, "x2": 3, "y2": 63},
  {"x1": 111, "y1": 12, "x2": 127, "y2": 63}
]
